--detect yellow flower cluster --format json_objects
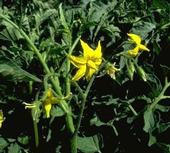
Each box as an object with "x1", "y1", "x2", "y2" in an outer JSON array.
[{"x1": 69, "y1": 34, "x2": 149, "y2": 81}]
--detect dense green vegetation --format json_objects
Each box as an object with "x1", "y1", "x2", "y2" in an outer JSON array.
[{"x1": 0, "y1": 0, "x2": 170, "y2": 152}]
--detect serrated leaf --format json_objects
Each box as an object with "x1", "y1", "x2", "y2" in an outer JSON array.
[
  {"x1": 148, "y1": 133, "x2": 156, "y2": 146},
  {"x1": 131, "y1": 22, "x2": 156, "y2": 38},
  {"x1": 0, "y1": 21, "x2": 23, "y2": 41},
  {"x1": 59, "y1": 4, "x2": 69, "y2": 31},
  {"x1": 77, "y1": 135, "x2": 102, "y2": 153},
  {"x1": 157, "y1": 122, "x2": 170, "y2": 134},
  {"x1": 143, "y1": 108, "x2": 155, "y2": 133},
  {"x1": 17, "y1": 136, "x2": 29, "y2": 145},
  {"x1": 0, "y1": 62, "x2": 41, "y2": 82},
  {"x1": 41, "y1": 9, "x2": 57, "y2": 24},
  {"x1": 155, "y1": 104, "x2": 169, "y2": 112},
  {"x1": 7, "y1": 143, "x2": 21, "y2": 153},
  {"x1": 51, "y1": 106, "x2": 65, "y2": 117},
  {"x1": 157, "y1": 143, "x2": 170, "y2": 153},
  {"x1": 0, "y1": 137, "x2": 8, "y2": 150}
]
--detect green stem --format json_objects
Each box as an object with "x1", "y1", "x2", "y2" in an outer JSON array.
[
  {"x1": 70, "y1": 135, "x2": 77, "y2": 153},
  {"x1": 150, "y1": 78, "x2": 170, "y2": 110},
  {"x1": 69, "y1": 77, "x2": 95, "y2": 153},
  {"x1": 65, "y1": 109, "x2": 76, "y2": 153},
  {"x1": 65, "y1": 36, "x2": 81, "y2": 96},
  {"x1": 65, "y1": 36, "x2": 81, "y2": 153},
  {"x1": 73, "y1": 76, "x2": 95, "y2": 137},
  {"x1": 66, "y1": 112, "x2": 75, "y2": 134},
  {"x1": 33, "y1": 120, "x2": 39, "y2": 148},
  {"x1": 128, "y1": 104, "x2": 138, "y2": 116}
]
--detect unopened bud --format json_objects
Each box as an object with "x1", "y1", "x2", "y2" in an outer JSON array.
[
  {"x1": 137, "y1": 66, "x2": 147, "y2": 81},
  {"x1": 127, "y1": 61, "x2": 135, "y2": 80}
]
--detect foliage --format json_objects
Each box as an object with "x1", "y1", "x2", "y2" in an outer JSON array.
[{"x1": 0, "y1": 0, "x2": 170, "y2": 153}]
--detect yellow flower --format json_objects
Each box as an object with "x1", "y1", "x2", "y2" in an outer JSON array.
[
  {"x1": 69, "y1": 39, "x2": 102, "y2": 81},
  {"x1": 127, "y1": 33, "x2": 150, "y2": 57},
  {"x1": 106, "y1": 63, "x2": 120, "y2": 79},
  {"x1": 43, "y1": 88, "x2": 57, "y2": 118},
  {"x1": 0, "y1": 110, "x2": 5, "y2": 128}
]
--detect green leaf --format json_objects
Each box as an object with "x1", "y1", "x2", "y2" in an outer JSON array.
[
  {"x1": 51, "y1": 106, "x2": 65, "y2": 117},
  {"x1": 77, "y1": 135, "x2": 102, "y2": 153},
  {"x1": 103, "y1": 25, "x2": 120, "y2": 42},
  {"x1": 17, "y1": 136, "x2": 29, "y2": 145},
  {"x1": 143, "y1": 108, "x2": 155, "y2": 133},
  {"x1": 157, "y1": 122, "x2": 170, "y2": 134},
  {"x1": 155, "y1": 104, "x2": 169, "y2": 112},
  {"x1": 152, "y1": 34, "x2": 161, "y2": 55},
  {"x1": 41, "y1": 9, "x2": 57, "y2": 24},
  {"x1": 157, "y1": 143, "x2": 170, "y2": 153},
  {"x1": 160, "y1": 65, "x2": 170, "y2": 78},
  {"x1": 131, "y1": 22, "x2": 156, "y2": 38},
  {"x1": 0, "y1": 137, "x2": 8, "y2": 150},
  {"x1": 59, "y1": 3, "x2": 69, "y2": 31},
  {"x1": 148, "y1": 133, "x2": 156, "y2": 146},
  {"x1": 0, "y1": 21, "x2": 23, "y2": 41},
  {"x1": 90, "y1": 115, "x2": 105, "y2": 126},
  {"x1": 7, "y1": 143, "x2": 21, "y2": 153},
  {"x1": 0, "y1": 62, "x2": 41, "y2": 82}
]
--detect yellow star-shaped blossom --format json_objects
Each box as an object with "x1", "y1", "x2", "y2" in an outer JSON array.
[
  {"x1": 127, "y1": 33, "x2": 150, "y2": 57},
  {"x1": 43, "y1": 88, "x2": 57, "y2": 118},
  {"x1": 69, "y1": 40, "x2": 102, "y2": 81}
]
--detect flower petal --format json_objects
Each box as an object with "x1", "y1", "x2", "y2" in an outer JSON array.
[
  {"x1": 87, "y1": 60, "x2": 98, "y2": 70},
  {"x1": 94, "y1": 41, "x2": 102, "y2": 58},
  {"x1": 127, "y1": 46, "x2": 139, "y2": 57},
  {"x1": 127, "y1": 33, "x2": 141, "y2": 45},
  {"x1": 94, "y1": 58, "x2": 102, "y2": 66},
  {"x1": 72, "y1": 65, "x2": 86, "y2": 81},
  {"x1": 69, "y1": 55, "x2": 86, "y2": 68},
  {"x1": 139, "y1": 44, "x2": 150, "y2": 52},
  {"x1": 80, "y1": 39, "x2": 94, "y2": 58},
  {"x1": 85, "y1": 67, "x2": 96, "y2": 80},
  {"x1": 0, "y1": 110, "x2": 4, "y2": 128},
  {"x1": 44, "y1": 103, "x2": 52, "y2": 118}
]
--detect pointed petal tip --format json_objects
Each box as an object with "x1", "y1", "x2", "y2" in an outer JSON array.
[{"x1": 80, "y1": 39, "x2": 85, "y2": 44}]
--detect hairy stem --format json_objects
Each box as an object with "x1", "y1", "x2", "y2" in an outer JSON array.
[{"x1": 73, "y1": 76, "x2": 95, "y2": 137}]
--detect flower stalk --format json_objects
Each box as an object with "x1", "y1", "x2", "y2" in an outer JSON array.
[
  {"x1": 33, "y1": 119, "x2": 39, "y2": 148},
  {"x1": 72, "y1": 76, "x2": 95, "y2": 138}
]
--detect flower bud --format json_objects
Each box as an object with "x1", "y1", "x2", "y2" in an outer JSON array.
[
  {"x1": 106, "y1": 63, "x2": 120, "y2": 79},
  {"x1": 127, "y1": 60, "x2": 135, "y2": 80},
  {"x1": 137, "y1": 66, "x2": 147, "y2": 81}
]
